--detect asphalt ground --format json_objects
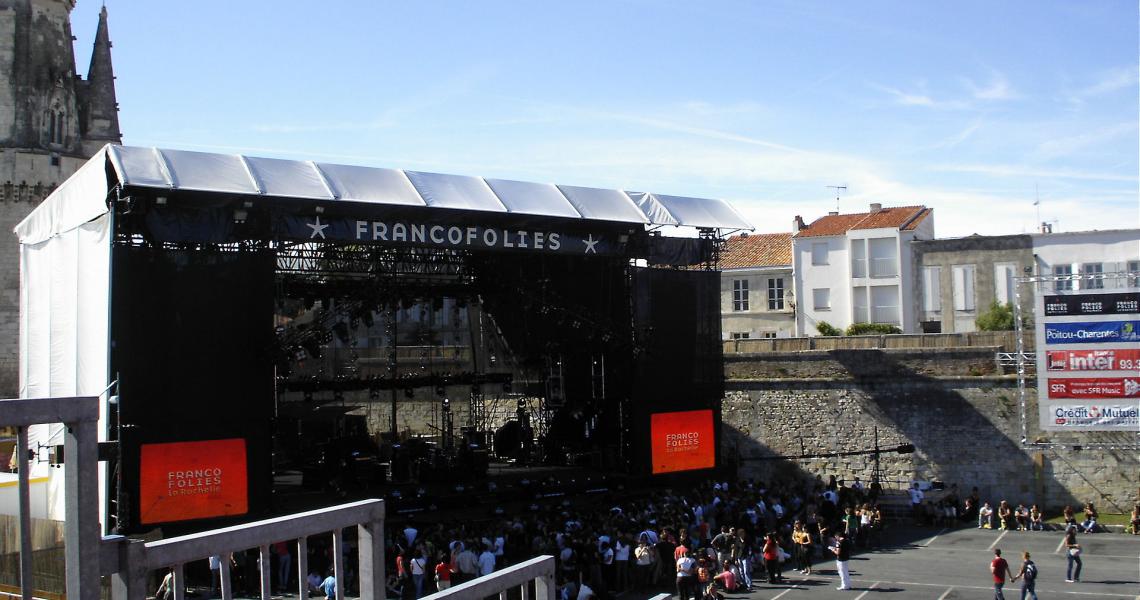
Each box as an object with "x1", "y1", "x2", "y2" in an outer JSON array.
[{"x1": 706, "y1": 526, "x2": 1140, "y2": 600}]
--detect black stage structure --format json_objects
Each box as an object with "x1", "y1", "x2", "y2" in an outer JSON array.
[{"x1": 19, "y1": 146, "x2": 751, "y2": 534}]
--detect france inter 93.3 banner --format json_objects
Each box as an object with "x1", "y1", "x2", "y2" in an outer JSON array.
[{"x1": 1036, "y1": 287, "x2": 1140, "y2": 431}]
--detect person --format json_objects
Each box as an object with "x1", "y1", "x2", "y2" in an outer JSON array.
[
  {"x1": 997, "y1": 501, "x2": 1013, "y2": 531},
  {"x1": 319, "y1": 570, "x2": 337, "y2": 599},
  {"x1": 735, "y1": 528, "x2": 753, "y2": 588},
  {"x1": 909, "y1": 482, "x2": 925, "y2": 524},
  {"x1": 1029, "y1": 504, "x2": 1045, "y2": 531},
  {"x1": 633, "y1": 537, "x2": 655, "y2": 591},
  {"x1": 434, "y1": 552, "x2": 451, "y2": 591},
  {"x1": 675, "y1": 548, "x2": 697, "y2": 600},
  {"x1": 1064, "y1": 525, "x2": 1082, "y2": 582},
  {"x1": 1010, "y1": 551, "x2": 1038, "y2": 600},
  {"x1": 156, "y1": 569, "x2": 174, "y2": 600},
  {"x1": 1062, "y1": 505, "x2": 1076, "y2": 529},
  {"x1": 1130, "y1": 503, "x2": 1140, "y2": 535},
  {"x1": 456, "y1": 543, "x2": 478, "y2": 585},
  {"x1": 1081, "y1": 502, "x2": 1098, "y2": 533},
  {"x1": 712, "y1": 560, "x2": 736, "y2": 591},
  {"x1": 478, "y1": 543, "x2": 497, "y2": 577},
  {"x1": 979, "y1": 502, "x2": 994, "y2": 529},
  {"x1": 1014, "y1": 504, "x2": 1029, "y2": 531},
  {"x1": 792, "y1": 521, "x2": 813, "y2": 575},
  {"x1": 762, "y1": 531, "x2": 782, "y2": 584},
  {"x1": 832, "y1": 531, "x2": 852, "y2": 590},
  {"x1": 409, "y1": 548, "x2": 427, "y2": 598},
  {"x1": 990, "y1": 548, "x2": 1012, "y2": 600},
  {"x1": 273, "y1": 541, "x2": 292, "y2": 592}
]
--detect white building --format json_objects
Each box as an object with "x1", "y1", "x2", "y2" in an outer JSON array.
[
  {"x1": 1032, "y1": 228, "x2": 1140, "y2": 291},
  {"x1": 792, "y1": 204, "x2": 934, "y2": 335},
  {"x1": 719, "y1": 232, "x2": 795, "y2": 339}
]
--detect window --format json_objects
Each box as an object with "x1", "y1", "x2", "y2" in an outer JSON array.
[
  {"x1": 994, "y1": 262, "x2": 1016, "y2": 305},
  {"x1": 952, "y1": 265, "x2": 976, "y2": 311},
  {"x1": 852, "y1": 285, "x2": 869, "y2": 323},
  {"x1": 1053, "y1": 264, "x2": 1073, "y2": 291},
  {"x1": 1081, "y1": 263, "x2": 1103, "y2": 289},
  {"x1": 812, "y1": 288, "x2": 831, "y2": 310},
  {"x1": 922, "y1": 266, "x2": 942, "y2": 312},
  {"x1": 811, "y1": 242, "x2": 829, "y2": 265},
  {"x1": 731, "y1": 332, "x2": 750, "y2": 340},
  {"x1": 732, "y1": 279, "x2": 749, "y2": 311},
  {"x1": 868, "y1": 238, "x2": 898, "y2": 277},
  {"x1": 851, "y1": 240, "x2": 867, "y2": 278},
  {"x1": 761, "y1": 332, "x2": 777, "y2": 339},
  {"x1": 767, "y1": 278, "x2": 785, "y2": 310},
  {"x1": 871, "y1": 285, "x2": 900, "y2": 324},
  {"x1": 1128, "y1": 260, "x2": 1140, "y2": 287}
]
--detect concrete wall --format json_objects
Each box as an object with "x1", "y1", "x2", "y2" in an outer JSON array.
[
  {"x1": 722, "y1": 348, "x2": 1138, "y2": 512},
  {"x1": 793, "y1": 235, "x2": 850, "y2": 335}
]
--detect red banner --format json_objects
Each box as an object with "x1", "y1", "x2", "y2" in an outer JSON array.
[
  {"x1": 1046, "y1": 349, "x2": 1140, "y2": 372},
  {"x1": 139, "y1": 438, "x2": 248, "y2": 524},
  {"x1": 650, "y1": 410, "x2": 715, "y2": 474},
  {"x1": 1047, "y1": 378, "x2": 1140, "y2": 399}
]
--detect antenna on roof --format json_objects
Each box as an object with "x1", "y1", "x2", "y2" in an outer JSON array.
[
  {"x1": 1033, "y1": 183, "x2": 1040, "y2": 226},
  {"x1": 826, "y1": 185, "x2": 847, "y2": 213}
]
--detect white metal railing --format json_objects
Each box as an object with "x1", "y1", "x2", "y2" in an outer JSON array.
[
  {"x1": 101, "y1": 499, "x2": 385, "y2": 600},
  {"x1": 1, "y1": 396, "x2": 101, "y2": 600},
  {"x1": 869, "y1": 257, "x2": 897, "y2": 278},
  {"x1": 871, "y1": 305, "x2": 900, "y2": 325},
  {"x1": 422, "y1": 555, "x2": 556, "y2": 600}
]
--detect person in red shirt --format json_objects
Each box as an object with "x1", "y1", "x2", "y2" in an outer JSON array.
[
  {"x1": 433, "y1": 552, "x2": 451, "y2": 591},
  {"x1": 990, "y1": 548, "x2": 1013, "y2": 600},
  {"x1": 712, "y1": 561, "x2": 736, "y2": 591}
]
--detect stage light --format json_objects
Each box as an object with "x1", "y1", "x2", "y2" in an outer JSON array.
[
  {"x1": 314, "y1": 206, "x2": 325, "y2": 214},
  {"x1": 155, "y1": 196, "x2": 167, "y2": 205},
  {"x1": 233, "y1": 208, "x2": 248, "y2": 223},
  {"x1": 442, "y1": 397, "x2": 450, "y2": 408}
]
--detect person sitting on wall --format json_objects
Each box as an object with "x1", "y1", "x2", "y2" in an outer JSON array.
[
  {"x1": 978, "y1": 502, "x2": 994, "y2": 529},
  {"x1": 1029, "y1": 504, "x2": 1046, "y2": 531},
  {"x1": 1081, "y1": 502, "x2": 1099, "y2": 533},
  {"x1": 997, "y1": 501, "x2": 1014, "y2": 531},
  {"x1": 1015, "y1": 503, "x2": 1030, "y2": 531}
]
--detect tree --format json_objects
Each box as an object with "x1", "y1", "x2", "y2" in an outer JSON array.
[
  {"x1": 976, "y1": 301, "x2": 1015, "y2": 331},
  {"x1": 816, "y1": 321, "x2": 842, "y2": 336},
  {"x1": 845, "y1": 322, "x2": 902, "y2": 335}
]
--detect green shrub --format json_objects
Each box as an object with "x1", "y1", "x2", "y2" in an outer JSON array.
[
  {"x1": 816, "y1": 321, "x2": 842, "y2": 336},
  {"x1": 845, "y1": 322, "x2": 902, "y2": 335},
  {"x1": 976, "y1": 301, "x2": 1015, "y2": 331}
]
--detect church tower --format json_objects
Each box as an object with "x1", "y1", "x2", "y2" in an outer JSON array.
[{"x1": 0, "y1": 0, "x2": 121, "y2": 395}]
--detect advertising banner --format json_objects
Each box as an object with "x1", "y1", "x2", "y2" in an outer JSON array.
[
  {"x1": 1046, "y1": 377, "x2": 1140, "y2": 399},
  {"x1": 1042, "y1": 402, "x2": 1140, "y2": 430},
  {"x1": 1046, "y1": 348, "x2": 1140, "y2": 372},
  {"x1": 139, "y1": 438, "x2": 248, "y2": 524},
  {"x1": 1043, "y1": 292, "x2": 1140, "y2": 316},
  {"x1": 1043, "y1": 321, "x2": 1140, "y2": 345},
  {"x1": 650, "y1": 409, "x2": 716, "y2": 474}
]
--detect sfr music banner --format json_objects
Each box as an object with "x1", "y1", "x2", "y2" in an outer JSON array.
[{"x1": 1046, "y1": 377, "x2": 1140, "y2": 399}]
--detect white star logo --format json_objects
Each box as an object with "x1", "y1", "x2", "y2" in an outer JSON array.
[
  {"x1": 583, "y1": 234, "x2": 599, "y2": 254},
  {"x1": 307, "y1": 216, "x2": 329, "y2": 239}
]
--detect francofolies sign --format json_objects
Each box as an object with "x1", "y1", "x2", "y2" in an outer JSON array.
[{"x1": 276, "y1": 215, "x2": 619, "y2": 256}]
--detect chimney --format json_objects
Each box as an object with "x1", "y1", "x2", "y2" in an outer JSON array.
[
  {"x1": 870, "y1": 202, "x2": 882, "y2": 213},
  {"x1": 1040, "y1": 222, "x2": 1053, "y2": 234},
  {"x1": 793, "y1": 215, "x2": 806, "y2": 232}
]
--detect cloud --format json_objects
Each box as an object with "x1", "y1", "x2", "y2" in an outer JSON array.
[
  {"x1": 963, "y1": 71, "x2": 1017, "y2": 101},
  {"x1": 1034, "y1": 121, "x2": 1138, "y2": 160},
  {"x1": 869, "y1": 83, "x2": 971, "y2": 110},
  {"x1": 928, "y1": 119, "x2": 983, "y2": 149},
  {"x1": 931, "y1": 161, "x2": 1137, "y2": 183},
  {"x1": 1074, "y1": 66, "x2": 1139, "y2": 99}
]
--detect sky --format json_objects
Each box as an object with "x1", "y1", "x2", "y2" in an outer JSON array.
[{"x1": 69, "y1": 0, "x2": 1139, "y2": 238}]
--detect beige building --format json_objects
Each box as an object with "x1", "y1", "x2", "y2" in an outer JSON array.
[
  {"x1": 720, "y1": 232, "x2": 795, "y2": 339},
  {"x1": 0, "y1": 0, "x2": 120, "y2": 395}
]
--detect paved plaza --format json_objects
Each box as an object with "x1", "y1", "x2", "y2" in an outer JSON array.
[{"x1": 707, "y1": 526, "x2": 1140, "y2": 600}]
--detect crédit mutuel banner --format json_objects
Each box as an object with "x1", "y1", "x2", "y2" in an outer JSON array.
[
  {"x1": 275, "y1": 214, "x2": 619, "y2": 256},
  {"x1": 1036, "y1": 287, "x2": 1140, "y2": 431},
  {"x1": 138, "y1": 438, "x2": 248, "y2": 524}
]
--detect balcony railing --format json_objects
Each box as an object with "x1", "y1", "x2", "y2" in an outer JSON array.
[{"x1": 422, "y1": 555, "x2": 556, "y2": 600}]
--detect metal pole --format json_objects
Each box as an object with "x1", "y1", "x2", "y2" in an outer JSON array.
[
  {"x1": 332, "y1": 529, "x2": 345, "y2": 600},
  {"x1": 16, "y1": 426, "x2": 32, "y2": 600},
  {"x1": 259, "y1": 544, "x2": 272, "y2": 600},
  {"x1": 65, "y1": 419, "x2": 101, "y2": 600},
  {"x1": 220, "y1": 554, "x2": 233, "y2": 600},
  {"x1": 297, "y1": 537, "x2": 309, "y2": 600},
  {"x1": 172, "y1": 564, "x2": 185, "y2": 600}
]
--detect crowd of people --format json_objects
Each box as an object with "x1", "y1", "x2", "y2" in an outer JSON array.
[{"x1": 383, "y1": 473, "x2": 891, "y2": 599}]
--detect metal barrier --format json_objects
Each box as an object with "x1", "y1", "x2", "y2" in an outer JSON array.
[
  {"x1": 1, "y1": 396, "x2": 101, "y2": 600},
  {"x1": 100, "y1": 499, "x2": 385, "y2": 600},
  {"x1": 421, "y1": 555, "x2": 556, "y2": 600}
]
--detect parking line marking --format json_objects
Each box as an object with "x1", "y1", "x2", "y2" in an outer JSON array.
[
  {"x1": 922, "y1": 528, "x2": 948, "y2": 547},
  {"x1": 988, "y1": 529, "x2": 1008, "y2": 550},
  {"x1": 937, "y1": 587, "x2": 954, "y2": 600},
  {"x1": 770, "y1": 577, "x2": 803, "y2": 600},
  {"x1": 853, "y1": 581, "x2": 879, "y2": 599}
]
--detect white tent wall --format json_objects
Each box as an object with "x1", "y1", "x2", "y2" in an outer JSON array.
[{"x1": 14, "y1": 148, "x2": 113, "y2": 524}]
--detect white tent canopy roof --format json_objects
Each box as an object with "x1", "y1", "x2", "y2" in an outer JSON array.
[{"x1": 104, "y1": 145, "x2": 753, "y2": 230}]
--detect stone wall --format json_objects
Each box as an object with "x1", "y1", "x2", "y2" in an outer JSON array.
[{"x1": 722, "y1": 348, "x2": 1139, "y2": 513}]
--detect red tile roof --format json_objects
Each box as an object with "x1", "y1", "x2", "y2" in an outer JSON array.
[
  {"x1": 720, "y1": 232, "x2": 792, "y2": 269},
  {"x1": 795, "y1": 206, "x2": 931, "y2": 237}
]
